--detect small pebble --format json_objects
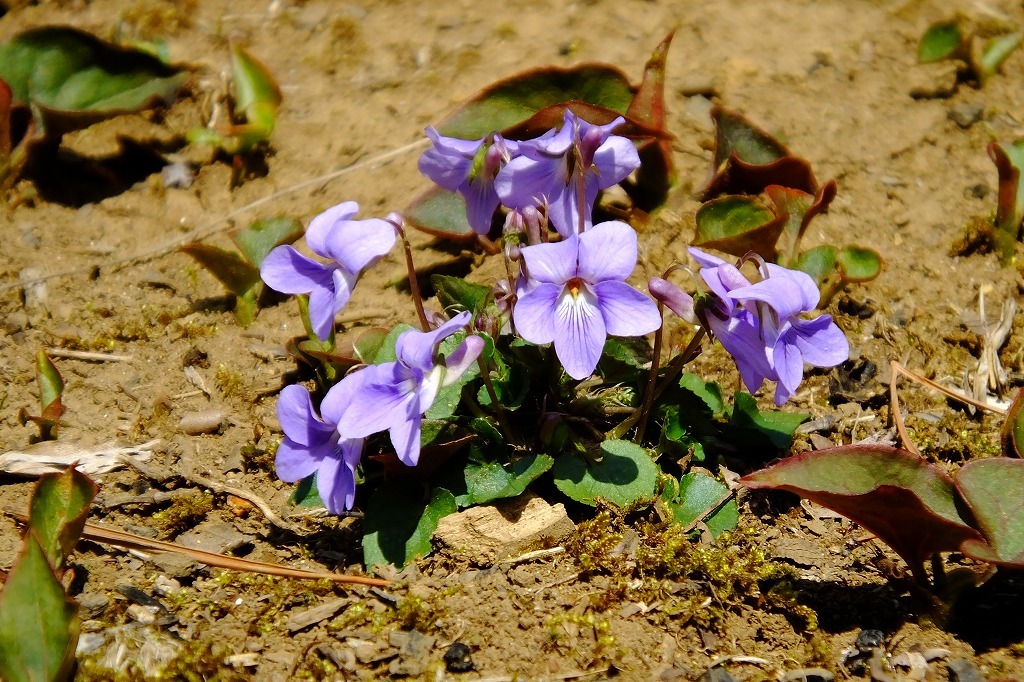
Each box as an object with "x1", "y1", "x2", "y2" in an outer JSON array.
[
  {"x1": 179, "y1": 409, "x2": 225, "y2": 435},
  {"x1": 948, "y1": 103, "x2": 984, "y2": 129},
  {"x1": 161, "y1": 162, "x2": 194, "y2": 189},
  {"x1": 127, "y1": 603, "x2": 157, "y2": 625},
  {"x1": 947, "y1": 659, "x2": 985, "y2": 682},
  {"x1": 152, "y1": 575, "x2": 182, "y2": 597},
  {"x1": 444, "y1": 641, "x2": 474, "y2": 673}
]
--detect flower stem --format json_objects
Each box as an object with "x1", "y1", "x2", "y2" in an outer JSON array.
[
  {"x1": 476, "y1": 355, "x2": 519, "y2": 447},
  {"x1": 396, "y1": 224, "x2": 430, "y2": 331},
  {"x1": 633, "y1": 302, "x2": 665, "y2": 443},
  {"x1": 651, "y1": 327, "x2": 707, "y2": 405}
]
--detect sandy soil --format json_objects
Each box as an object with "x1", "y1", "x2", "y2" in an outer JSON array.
[{"x1": 3, "y1": 0, "x2": 1024, "y2": 679}]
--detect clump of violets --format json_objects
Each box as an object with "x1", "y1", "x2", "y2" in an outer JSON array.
[
  {"x1": 652, "y1": 248, "x2": 849, "y2": 406},
  {"x1": 263, "y1": 102, "x2": 854, "y2": 526},
  {"x1": 261, "y1": 201, "x2": 398, "y2": 341},
  {"x1": 515, "y1": 220, "x2": 661, "y2": 380}
]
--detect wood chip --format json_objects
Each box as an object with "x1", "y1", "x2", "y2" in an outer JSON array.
[
  {"x1": 434, "y1": 492, "x2": 575, "y2": 566},
  {"x1": 285, "y1": 597, "x2": 351, "y2": 633},
  {"x1": 0, "y1": 439, "x2": 158, "y2": 477}
]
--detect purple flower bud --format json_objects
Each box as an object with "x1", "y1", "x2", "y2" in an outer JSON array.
[{"x1": 649, "y1": 277, "x2": 696, "y2": 324}]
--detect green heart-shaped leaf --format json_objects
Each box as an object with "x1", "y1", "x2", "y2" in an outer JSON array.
[
  {"x1": 918, "y1": 21, "x2": 966, "y2": 63},
  {"x1": 794, "y1": 244, "x2": 838, "y2": 285},
  {"x1": 553, "y1": 439, "x2": 658, "y2": 507},
  {"x1": 231, "y1": 217, "x2": 303, "y2": 268},
  {"x1": 362, "y1": 482, "x2": 457, "y2": 568},
  {"x1": 661, "y1": 472, "x2": 738, "y2": 538}
]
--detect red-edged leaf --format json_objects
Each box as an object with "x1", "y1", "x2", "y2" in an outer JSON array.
[
  {"x1": 693, "y1": 194, "x2": 786, "y2": 260},
  {"x1": 741, "y1": 445, "x2": 983, "y2": 572},
  {"x1": 956, "y1": 458, "x2": 1024, "y2": 567},
  {"x1": 700, "y1": 106, "x2": 818, "y2": 200},
  {"x1": 626, "y1": 30, "x2": 676, "y2": 207},
  {"x1": 500, "y1": 100, "x2": 667, "y2": 143},
  {"x1": 766, "y1": 179, "x2": 838, "y2": 262},
  {"x1": 1001, "y1": 386, "x2": 1024, "y2": 458},
  {"x1": 987, "y1": 140, "x2": 1024, "y2": 263},
  {"x1": 434, "y1": 63, "x2": 635, "y2": 140},
  {"x1": 29, "y1": 466, "x2": 98, "y2": 572}
]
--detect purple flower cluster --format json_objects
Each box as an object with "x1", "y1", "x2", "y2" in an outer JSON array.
[
  {"x1": 419, "y1": 110, "x2": 639, "y2": 237},
  {"x1": 274, "y1": 312, "x2": 482, "y2": 512},
  {"x1": 652, "y1": 248, "x2": 849, "y2": 406},
  {"x1": 261, "y1": 202, "x2": 397, "y2": 341}
]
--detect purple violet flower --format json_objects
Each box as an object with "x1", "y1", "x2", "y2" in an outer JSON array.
[
  {"x1": 274, "y1": 382, "x2": 365, "y2": 513},
  {"x1": 418, "y1": 128, "x2": 517, "y2": 235},
  {"x1": 688, "y1": 247, "x2": 849, "y2": 406},
  {"x1": 513, "y1": 221, "x2": 661, "y2": 380},
  {"x1": 336, "y1": 311, "x2": 485, "y2": 466},
  {"x1": 261, "y1": 201, "x2": 398, "y2": 341},
  {"x1": 494, "y1": 110, "x2": 640, "y2": 237}
]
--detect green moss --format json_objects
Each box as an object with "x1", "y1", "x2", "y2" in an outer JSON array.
[
  {"x1": 152, "y1": 492, "x2": 214, "y2": 534},
  {"x1": 566, "y1": 501, "x2": 815, "y2": 631},
  {"x1": 215, "y1": 363, "x2": 248, "y2": 399}
]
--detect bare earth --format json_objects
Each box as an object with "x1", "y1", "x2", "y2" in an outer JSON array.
[{"x1": 2, "y1": 0, "x2": 1024, "y2": 679}]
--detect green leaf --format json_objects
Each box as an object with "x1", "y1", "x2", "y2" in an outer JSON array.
[
  {"x1": 353, "y1": 327, "x2": 390, "y2": 364},
  {"x1": 373, "y1": 323, "x2": 417, "y2": 364},
  {"x1": 700, "y1": 106, "x2": 818, "y2": 200},
  {"x1": 231, "y1": 216, "x2": 303, "y2": 267},
  {"x1": 730, "y1": 392, "x2": 808, "y2": 451},
  {"x1": 452, "y1": 453, "x2": 554, "y2": 507},
  {"x1": 661, "y1": 473, "x2": 738, "y2": 538},
  {"x1": 403, "y1": 185, "x2": 476, "y2": 240},
  {"x1": 553, "y1": 439, "x2": 658, "y2": 507},
  {"x1": 431, "y1": 275, "x2": 491, "y2": 316},
  {"x1": 0, "y1": 26, "x2": 186, "y2": 136},
  {"x1": 179, "y1": 242, "x2": 262, "y2": 297},
  {"x1": 230, "y1": 44, "x2": 281, "y2": 130},
  {"x1": 362, "y1": 482, "x2": 457, "y2": 568},
  {"x1": 693, "y1": 195, "x2": 785, "y2": 261},
  {"x1": 794, "y1": 245, "x2": 838, "y2": 285},
  {"x1": 741, "y1": 445, "x2": 983, "y2": 571},
  {"x1": 709, "y1": 106, "x2": 788, "y2": 167},
  {"x1": 29, "y1": 467, "x2": 98, "y2": 572},
  {"x1": 956, "y1": 458, "x2": 1024, "y2": 567},
  {"x1": 187, "y1": 44, "x2": 281, "y2": 154},
  {"x1": 980, "y1": 32, "x2": 1023, "y2": 78},
  {"x1": 836, "y1": 245, "x2": 882, "y2": 283},
  {"x1": 19, "y1": 350, "x2": 66, "y2": 440},
  {"x1": 35, "y1": 350, "x2": 63, "y2": 413},
  {"x1": 600, "y1": 336, "x2": 652, "y2": 370},
  {"x1": 435, "y1": 64, "x2": 634, "y2": 140},
  {"x1": 288, "y1": 474, "x2": 323, "y2": 508},
  {"x1": 0, "y1": 534, "x2": 79, "y2": 682},
  {"x1": 765, "y1": 181, "x2": 838, "y2": 263},
  {"x1": 918, "y1": 21, "x2": 965, "y2": 63},
  {"x1": 424, "y1": 332, "x2": 481, "y2": 420},
  {"x1": 678, "y1": 373, "x2": 728, "y2": 418}
]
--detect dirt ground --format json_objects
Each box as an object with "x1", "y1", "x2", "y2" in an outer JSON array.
[{"x1": 3, "y1": 0, "x2": 1024, "y2": 679}]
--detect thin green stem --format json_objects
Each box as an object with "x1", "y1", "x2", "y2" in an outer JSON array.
[
  {"x1": 634, "y1": 302, "x2": 665, "y2": 444},
  {"x1": 477, "y1": 356, "x2": 519, "y2": 447}
]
